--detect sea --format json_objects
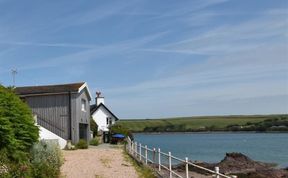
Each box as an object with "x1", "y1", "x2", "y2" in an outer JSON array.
[{"x1": 134, "y1": 132, "x2": 288, "y2": 168}]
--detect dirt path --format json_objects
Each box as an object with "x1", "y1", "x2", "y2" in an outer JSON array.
[{"x1": 61, "y1": 144, "x2": 139, "y2": 178}]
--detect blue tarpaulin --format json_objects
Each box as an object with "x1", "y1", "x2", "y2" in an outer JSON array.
[{"x1": 112, "y1": 134, "x2": 125, "y2": 138}]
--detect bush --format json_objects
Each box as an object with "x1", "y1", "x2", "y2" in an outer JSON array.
[
  {"x1": 0, "y1": 149, "x2": 12, "y2": 177},
  {"x1": 0, "y1": 85, "x2": 39, "y2": 161},
  {"x1": 0, "y1": 85, "x2": 39, "y2": 177},
  {"x1": 110, "y1": 124, "x2": 133, "y2": 140},
  {"x1": 76, "y1": 139, "x2": 88, "y2": 149},
  {"x1": 30, "y1": 140, "x2": 63, "y2": 178},
  {"x1": 89, "y1": 138, "x2": 99, "y2": 146}
]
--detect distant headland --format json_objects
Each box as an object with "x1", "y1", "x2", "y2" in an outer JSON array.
[{"x1": 118, "y1": 114, "x2": 288, "y2": 133}]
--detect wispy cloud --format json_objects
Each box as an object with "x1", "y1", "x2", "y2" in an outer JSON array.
[
  {"x1": 13, "y1": 31, "x2": 168, "y2": 71},
  {"x1": 151, "y1": 0, "x2": 229, "y2": 19},
  {"x1": 0, "y1": 41, "x2": 98, "y2": 49},
  {"x1": 143, "y1": 11, "x2": 288, "y2": 55},
  {"x1": 102, "y1": 7, "x2": 288, "y2": 118},
  {"x1": 0, "y1": 0, "x2": 287, "y2": 118}
]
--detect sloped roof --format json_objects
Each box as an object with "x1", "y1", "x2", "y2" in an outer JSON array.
[
  {"x1": 15, "y1": 82, "x2": 92, "y2": 100},
  {"x1": 90, "y1": 103, "x2": 119, "y2": 121}
]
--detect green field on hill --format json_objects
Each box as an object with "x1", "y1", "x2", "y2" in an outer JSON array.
[{"x1": 118, "y1": 114, "x2": 288, "y2": 132}]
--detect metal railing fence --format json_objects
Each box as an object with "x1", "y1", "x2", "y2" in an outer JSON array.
[{"x1": 126, "y1": 137, "x2": 237, "y2": 178}]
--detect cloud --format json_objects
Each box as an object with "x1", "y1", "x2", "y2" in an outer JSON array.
[
  {"x1": 102, "y1": 7, "x2": 288, "y2": 118},
  {"x1": 151, "y1": 0, "x2": 229, "y2": 19},
  {"x1": 108, "y1": 42, "x2": 287, "y2": 94},
  {"x1": 0, "y1": 41, "x2": 99, "y2": 49},
  {"x1": 0, "y1": 1, "x2": 287, "y2": 118},
  {"x1": 143, "y1": 11, "x2": 288, "y2": 55},
  {"x1": 12, "y1": 31, "x2": 167, "y2": 71},
  {"x1": 49, "y1": 1, "x2": 143, "y2": 32}
]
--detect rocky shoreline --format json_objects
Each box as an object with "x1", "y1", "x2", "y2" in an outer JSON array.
[{"x1": 173, "y1": 153, "x2": 288, "y2": 178}]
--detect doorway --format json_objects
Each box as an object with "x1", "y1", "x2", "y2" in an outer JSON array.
[{"x1": 79, "y1": 123, "x2": 88, "y2": 140}]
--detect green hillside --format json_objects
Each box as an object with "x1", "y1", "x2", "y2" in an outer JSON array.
[{"x1": 118, "y1": 114, "x2": 288, "y2": 132}]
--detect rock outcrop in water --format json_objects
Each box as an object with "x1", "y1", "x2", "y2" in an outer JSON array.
[
  {"x1": 216, "y1": 153, "x2": 287, "y2": 178},
  {"x1": 174, "y1": 152, "x2": 288, "y2": 178}
]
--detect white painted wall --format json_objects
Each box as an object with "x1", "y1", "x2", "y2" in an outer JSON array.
[
  {"x1": 38, "y1": 125, "x2": 67, "y2": 149},
  {"x1": 92, "y1": 106, "x2": 117, "y2": 132},
  {"x1": 34, "y1": 115, "x2": 67, "y2": 149},
  {"x1": 96, "y1": 97, "x2": 105, "y2": 106}
]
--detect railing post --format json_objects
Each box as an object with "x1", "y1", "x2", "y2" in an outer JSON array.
[
  {"x1": 215, "y1": 167, "x2": 220, "y2": 178},
  {"x1": 185, "y1": 157, "x2": 189, "y2": 178},
  {"x1": 169, "y1": 152, "x2": 172, "y2": 178},
  {"x1": 139, "y1": 143, "x2": 142, "y2": 161},
  {"x1": 153, "y1": 148, "x2": 156, "y2": 164},
  {"x1": 145, "y1": 145, "x2": 148, "y2": 164},
  {"x1": 130, "y1": 141, "x2": 132, "y2": 154},
  {"x1": 158, "y1": 148, "x2": 161, "y2": 171},
  {"x1": 135, "y1": 142, "x2": 137, "y2": 158},
  {"x1": 131, "y1": 142, "x2": 134, "y2": 155},
  {"x1": 128, "y1": 137, "x2": 132, "y2": 154}
]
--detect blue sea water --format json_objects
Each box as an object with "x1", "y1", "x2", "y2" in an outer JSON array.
[{"x1": 134, "y1": 133, "x2": 288, "y2": 168}]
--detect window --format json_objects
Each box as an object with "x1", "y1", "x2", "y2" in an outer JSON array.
[
  {"x1": 107, "y1": 117, "x2": 112, "y2": 126},
  {"x1": 81, "y1": 99, "x2": 86, "y2": 112}
]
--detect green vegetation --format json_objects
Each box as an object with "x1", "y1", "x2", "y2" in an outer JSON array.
[
  {"x1": 30, "y1": 140, "x2": 63, "y2": 178},
  {"x1": 76, "y1": 139, "x2": 88, "y2": 149},
  {"x1": 0, "y1": 85, "x2": 63, "y2": 177},
  {"x1": 124, "y1": 150, "x2": 157, "y2": 178},
  {"x1": 0, "y1": 85, "x2": 39, "y2": 177},
  {"x1": 89, "y1": 138, "x2": 99, "y2": 146},
  {"x1": 110, "y1": 124, "x2": 134, "y2": 140},
  {"x1": 227, "y1": 116, "x2": 288, "y2": 132},
  {"x1": 118, "y1": 115, "x2": 288, "y2": 132}
]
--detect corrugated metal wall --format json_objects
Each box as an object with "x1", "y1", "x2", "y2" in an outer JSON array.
[{"x1": 25, "y1": 94, "x2": 70, "y2": 140}]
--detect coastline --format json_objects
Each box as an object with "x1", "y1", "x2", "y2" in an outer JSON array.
[
  {"x1": 133, "y1": 132, "x2": 288, "y2": 168},
  {"x1": 132, "y1": 131, "x2": 288, "y2": 135}
]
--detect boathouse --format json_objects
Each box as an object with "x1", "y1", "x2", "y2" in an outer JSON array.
[{"x1": 15, "y1": 82, "x2": 92, "y2": 147}]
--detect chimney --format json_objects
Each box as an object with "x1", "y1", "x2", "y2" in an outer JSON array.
[{"x1": 96, "y1": 91, "x2": 104, "y2": 106}]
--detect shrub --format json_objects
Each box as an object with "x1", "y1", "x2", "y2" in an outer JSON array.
[
  {"x1": 30, "y1": 140, "x2": 63, "y2": 178},
  {"x1": 0, "y1": 85, "x2": 39, "y2": 177},
  {"x1": 89, "y1": 138, "x2": 99, "y2": 146},
  {"x1": 0, "y1": 149, "x2": 11, "y2": 177},
  {"x1": 110, "y1": 124, "x2": 133, "y2": 140},
  {"x1": 76, "y1": 139, "x2": 88, "y2": 149},
  {"x1": 0, "y1": 149, "x2": 32, "y2": 178},
  {"x1": 0, "y1": 85, "x2": 39, "y2": 161}
]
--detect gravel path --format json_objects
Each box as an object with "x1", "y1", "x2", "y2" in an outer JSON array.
[{"x1": 61, "y1": 144, "x2": 139, "y2": 178}]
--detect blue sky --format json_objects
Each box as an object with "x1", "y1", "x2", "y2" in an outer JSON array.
[{"x1": 0, "y1": 0, "x2": 287, "y2": 118}]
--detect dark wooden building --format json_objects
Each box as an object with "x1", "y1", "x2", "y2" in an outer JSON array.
[{"x1": 16, "y1": 82, "x2": 92, "y2": 144}]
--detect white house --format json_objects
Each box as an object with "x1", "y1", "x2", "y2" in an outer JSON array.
[{"x1": 90, "y1": 92, "x2": 119, "y2": 133}]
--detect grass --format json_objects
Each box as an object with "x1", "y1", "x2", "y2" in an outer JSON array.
[
  {"x1": 118, "y1": 114, "x2": 287, "y2": 132},
  {"x1": 100, "y1": 157, "x2": 111, "y2": 168},
  {"x1": 123, "y1": 149, "x2": 157, "y2": 178}
]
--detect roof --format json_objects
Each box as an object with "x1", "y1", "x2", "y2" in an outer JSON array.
[
  {"x1": 15, "y1": 82, "x2": 92, "y2": 100},
  {"x1": 90, "y1": 103, "x2": 119, "y2": 121}
]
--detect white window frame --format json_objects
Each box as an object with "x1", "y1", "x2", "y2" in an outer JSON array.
[{"x1": 81, "y1": 99, "x2": 86, "y2": 112}]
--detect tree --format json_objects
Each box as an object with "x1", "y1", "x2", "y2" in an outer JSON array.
[
  {"x1": 0, "y1": 85, "x2": 39, "y2": 161},
  {"x1": 110, "y1": 124, "x2": 134, "y2": 140}
]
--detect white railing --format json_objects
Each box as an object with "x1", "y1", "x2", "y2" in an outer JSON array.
[{"x1": 126, "y1": 137, "x2": 237, "y2": 178}]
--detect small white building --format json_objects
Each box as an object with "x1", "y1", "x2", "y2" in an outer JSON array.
[{"x1": 90, "y1": 92, "x2": 119, "y2": 133}]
